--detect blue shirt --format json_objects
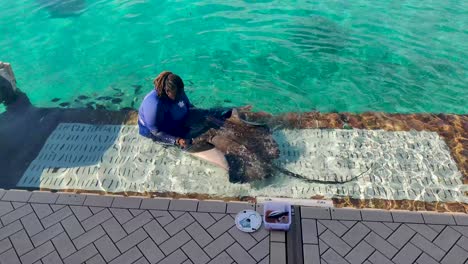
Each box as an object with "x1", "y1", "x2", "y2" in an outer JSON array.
[{"x1": 138, "y1": 89, "x2": 191, "y2": 144}]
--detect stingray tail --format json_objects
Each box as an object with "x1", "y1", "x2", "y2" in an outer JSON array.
[{"x1": 274, "y1": 166, "x2": 370, "y2": 184}]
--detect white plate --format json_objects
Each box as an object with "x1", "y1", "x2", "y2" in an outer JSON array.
[{"x1": 235, "y1": 210, "x2": 262, "y2": 233}]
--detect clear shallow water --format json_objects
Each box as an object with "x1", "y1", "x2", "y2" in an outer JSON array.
[{"x1": 0, "y1": 0, "x2": 467, "y2": 114}]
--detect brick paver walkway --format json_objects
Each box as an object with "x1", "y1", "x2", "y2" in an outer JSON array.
[
  {"x1": 1, "y1": 189, "x2": 467, "y2": 264},
  {"x1": 301, "y1": 207, "x2": 468, "y2": 264},
  {"x1": 0, "y1": 190, "x2": 279, "y2": 264}
]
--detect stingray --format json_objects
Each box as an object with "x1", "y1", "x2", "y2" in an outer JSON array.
[
  {"x1": 184, "y1": 108, "x2": 365, "y2": 184},
  {"x1": 37, "y1": 0, "x2": 86, "y2": 18}
]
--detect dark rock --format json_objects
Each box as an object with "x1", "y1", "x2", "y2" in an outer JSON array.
[
  {"x1": 111, "y1": 98, "x2": 122, "y2": 103},
  {"x1": 51, "y1": 98, "x2": 60, "y2": 102},
  {"x1": 59, "y1": 102, "x2": 70, "y2": 107},
  {"x1": 77, "y1": 95, "x2": 89, "y2": 100}
]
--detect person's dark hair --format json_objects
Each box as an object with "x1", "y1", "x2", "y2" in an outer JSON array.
[{"x1": 153, "y1": 71, "x2": 184, "y2": 99}]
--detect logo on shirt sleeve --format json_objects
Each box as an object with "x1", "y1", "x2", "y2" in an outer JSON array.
[{"x1": 178, "y1": 101, "x2": 185, "y2": 108}]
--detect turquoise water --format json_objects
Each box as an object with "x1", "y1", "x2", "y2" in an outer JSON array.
[{"x1": 1, "y1": 0, "x2": 467, "y2": 114}]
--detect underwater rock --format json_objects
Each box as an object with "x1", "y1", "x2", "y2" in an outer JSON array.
[
  {"x1": 223, "y1": 99, "x2": 232, "y2": 103},
  {"x1": 111, "y1": 98, "x2": 122, "y2": 104},
  {"x1": 132, "y1": 85, "x2": 142, "y2": 94},
  {"x1": 37, "y1": 0, "x2": 86, "y2": 17},
  {"x1": 114, "y1": 92, "x2": 124, "y2": 97},
  {"x1": 96, "y1": 96, "x2": 112, "y2": 101},
  {"x1": 51, "y1": 98, "x2": 60, "y2": 102},
  {"x1": 77, "y1": 95, "x2": 89, "y2": 100},
  {"x1": 59, "y1": 102, "x2": 70, "y2": 107},
  {"x1": 95, "y1": 104, "x2": 106, "y2": 110}
]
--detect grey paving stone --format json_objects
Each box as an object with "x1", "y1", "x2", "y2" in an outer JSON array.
[
  {"x1": 303, "y1": 244, "x2": 320, "y2": 264},
  {"x1": 73, "y1": 225, "x2": 106, "y2": 250},
  {"x1": 249, "y1": 236, "x2": 269, "y2": 261},
  {"x1": 361, "y1": 209, "x2": 393, "y2": 222},
  {"x1": 428, "y1": 224, "x2": 445, "y2": 232},
  {"x1": 0, "y1": 201, "x2": 13, "y2": 217},
  {"x1": 130, "y1": 209, "x2": 144, "y2": 217},
  {"x1": 20, "y1": 241, "x2": 55, "y2": 264},
  {"x1": 198, "y1": 200, "x2": 226, "y2": 213},
  {"x1": 441, "y1": 245, "x2": 468, "y2": 264},
  {"x1": 11, "y1": 202, "x2": 26, "y2": 209},
  {"x1": 159, "y1": 230, "x2": 191, "y2": 255},
  {"x1": 42, "y1": 206, "x2": 73, "y2": 228},
  {"x1": 416, "y1": 253, "x2": 439, "y2": 264},
  {"x1": 86, "y1": 254, "x2": 105, "y2": 264},
  {"x1": 387, "y1": 224, "x2": 416, "y2": 249},
  {"x1": 320, "y1": 230, "x2": 351, "y2": 256},
  {"x1": 452, "y1": 226, "x2": 468, "y2": 237},
  {"x1": 10, "y1": 229, "x2": 34, "y2": 256},
  {"x1": 137, "y1": 237, "x2": 164, "y2": 264},
  {"x1": 270, "y1": 230, "x2": 286, "y2": 242},
  {"x1": 52, "y1": 232, "x2": 76, "y2": 259},
  {"x1": 30, "y1": 223, "x2": 64, "y2": 247},
  {"x1": 83, "y1": 195, "x2": 114, "y2": 207},
  {"x1": 56, "y1": 194, "x2": 86, "y2": 205},
  {"x1": 457, "y1": 235, "x2": 468, "y2": 251},
  {"x1": 63, "y1": 243, "x2": 98, "y2": 264},
  {"x1": 42, "y1": 251, "x2": 63, "y2": 264},
  {"x1": 368, "y1": 251, "x2": 394, "y2": 264},
  {"x1": 1, "y1": 203, "x2": 33, "y2": 225},
  {"x1": 0, "y1": 248, "x2": 21, "y2": 264},
  {"x1": 94, "y1": 235, "x2": 120, "y2": 262},
  {"x1": 82, "y1": 209, "x2": 113, "y2": 231},
  {"x1": 251, "y1": 225, "x2": 269, "y2": 242},
  {"x1": 391, "y1": 211, "x2": 424, "y2": 223},
  {"x1": 143, "y1": 219, "x2": 170, "y2": 245},
  {"x1": 319, "y1": 239, "x2": 329, "y2": 255},
  {"x1": 318, "y1": 220, "x2": 348, "y2": 236},
  {"x1": 207, "y1": 215, "x2": 234, "y2": 238},
  {"x1": 207, "y1": 252, "x2": 233, "y2": 264},
  {"x1": 116, "y1": 228, "x2": 148, "y2": 253},
  {"x1": 410, "y1": 234, "x2": 445, "y2": 261},
  {"x1": 302, "y1": 219, "x2": 318, "y2": 244},
  {"x1": 317, "y1": 222, "x2": 326, "y2": 236},
  {"x1": 362, "y1": 221, "x2": 393, "y2": 239},
  {"x1": 111, "y1": 197, "x2": 142, "y2": 209},
  {"x1": 29, "y1": 192, "x2": 59, "y2": 204},
  {"x1": 345, "y1": 240, "x2": 375, "y2": 264},
  {"x1": 406, "y1": 223, "x2": 439, "y2": 241},
  {"x1": 453, "y1": 213, "x2": 468, "y2": 226},
  {"x1": 0, "y1": 190, "x2": 5, "y2": 200},
  {"x1": 31, "y1": 204, "x2": 53, "y2": 219},
  {"x1": 301, "y1": 207, "x2": 331, "y2": 219},
  {"x1": 384, "y1": 222, "x2": 401, "y2": 230},
  {"x1": 108, "y1": 246, "x2": 142, "y2": 264},
  {"x1": 61, "y1": 215, "x2": 85, "y2": 239},
  {"x1": 169, "y1": 199, "x2": 198, "y2": 212},
  {"x1": 226, "y1": 202, "x2": 255, "y2": 214},
  {"x1": 204, "y1": 232, "x2": 235, "y2": 258},
  {"x1": 228, "y1": 226, "x2": 258, "y2": 250},
  {"x1": 51, "y1": 204, "x2": 65, "y2": 212},
  {"x1": 364, "y1": 231, "x2": 398, "y2": 259},
  {"x1": 330, "y1": 208, "x2": 361, "y2": 220},
  {"x1": 342, "y1": 222, "x2": 370, "y2": 247},
  {"x1": 422, "y1": 212, "x2": 456, "y2": 225},
  {"x1": 110, "y1": 208, "x2": 133, "y2": 225},
  {"x1": 165, "y1": 212, "x2": 195, "y2": 236},
  {"x1": 134, "y1": 257, "x2": 150, "y2": 264},
  {"x1": 434, "y1": 226, "x2": 461, "y2": 251},
  {"x1": 170, "y1": 211, "x2": 185, "y2": 218},
  {"x1": 2, "y1": 190, "x2": 32, "y2": 202},
  {"x1": 186, "y1": 222, "x2": 213, "y2": 247},
  {"x1": 340, "y1": 220, "x2": 356, "y2": 228},
  {"x1": 181, "y1": 240, "x2": 210, "y2": 264},
  {"x1": 140, "y1": 198, "x2": 171, "y2": 210},
  {"x1": 21, "y1": 212, "x2": 44, "y2": 236},
  {"x1": 321, "y1": 248, "x2": 348, "y2": 264},
  {"x1": 182, "y1": 259, "x2": 193, "y2": 264},
  {"x1": 89, "y1": 207, "x2": 104, "y2": 214},
  {"x1": 226, "y1": 243, "x2": 256, "y2": 264},
  {"x1": 190, "y1": 212, "x2": 216, "y2": 229},
  {"x1": 0, "y1": 221, "x2": 22, "y2": 241},
  {"x1": 0, "y1": 238, "x2": 12, "y2": 254},
  {"x1": 256, "y1": 204, "x2": 264, "y2": 216},
  {"x1": 149, "y1": 210, "x2": 174, "y2": 226},
  {"x1": 158, "y1": 249, "x2": 188, "y2": 264},
  {"x1": 122, "y1": 210, "x2": 153, "y2": 234},
  {"x1": 392, "y1": 242, "x2": 422, "y2": 264}
]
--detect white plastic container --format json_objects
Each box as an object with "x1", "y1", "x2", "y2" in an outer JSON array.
[{"x1": 263, "y1": 201, "x2": 292, "y2": 231}]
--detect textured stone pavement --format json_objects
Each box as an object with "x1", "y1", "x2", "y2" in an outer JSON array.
[
  {"x1": 301, "y1": 207, "x2": 468, "y2": 264},
  {"x1": 0, "y1": 190, "x2": 278, "y2": 264}
]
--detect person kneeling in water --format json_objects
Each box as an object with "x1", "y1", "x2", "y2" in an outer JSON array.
[{"x1": 138, "y1": 71, "x2": 193, "y2": 148}]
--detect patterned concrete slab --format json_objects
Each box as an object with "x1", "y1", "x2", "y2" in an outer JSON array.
[
  {"x1": 0, "y1": 190, "x2": 275, "y2": 264},
  {"x1": 301, "y1": 207, "x2": 468, "y2": 264}
]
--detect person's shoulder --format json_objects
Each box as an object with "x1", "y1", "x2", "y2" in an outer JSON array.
[{"x1": 143, "y1": 90, "x2": 160, "y2": 103}]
